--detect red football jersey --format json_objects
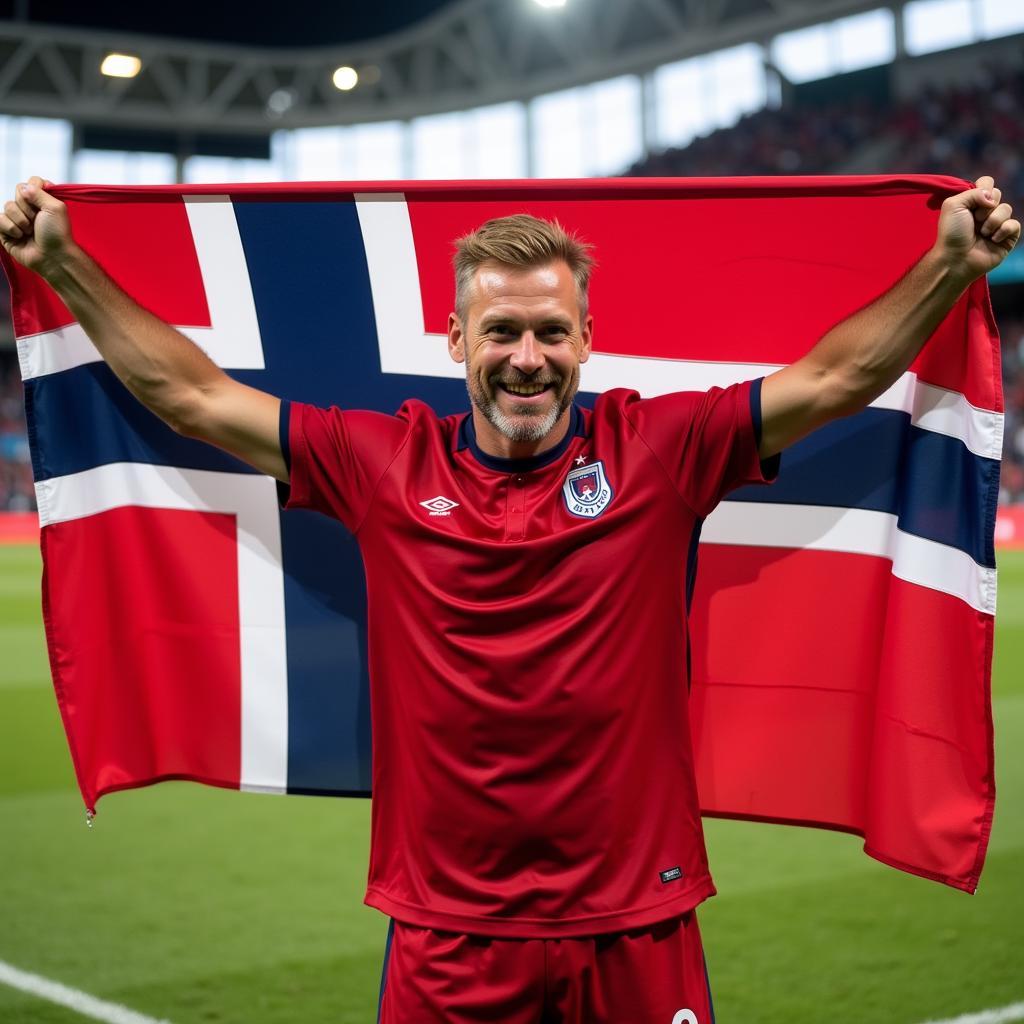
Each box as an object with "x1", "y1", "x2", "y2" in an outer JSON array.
[{"x1": 283, "y1": 379, "x2": 777, "y2": 938}]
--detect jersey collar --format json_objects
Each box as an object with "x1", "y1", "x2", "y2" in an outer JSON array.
[{"x1": 457, "y1": 405, "x2": 586, "y2": 474}]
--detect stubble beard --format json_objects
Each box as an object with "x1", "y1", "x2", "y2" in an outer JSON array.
[{"x1": 465, "y1": 358, "x2": 579, "y2": 445}]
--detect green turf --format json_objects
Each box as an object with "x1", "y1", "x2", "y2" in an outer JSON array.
[
  {"x1": 1, "y1": 545, "x2": 1021, "y2": 1023},
  {"x1": 994, "y1": 548, "x2": 1024, "y2": 698}
]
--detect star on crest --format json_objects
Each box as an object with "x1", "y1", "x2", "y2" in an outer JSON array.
[{"x1": 574, "y1": 454, "x2": 587, "y2": 466}]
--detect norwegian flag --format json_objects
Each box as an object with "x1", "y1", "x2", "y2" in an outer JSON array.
[{"x1": 2, "y1": 177, "x2": 1000, "y2": 892}]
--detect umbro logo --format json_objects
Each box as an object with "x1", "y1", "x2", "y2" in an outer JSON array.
[{"x1": 419, "y1": 495, "x2": 460, "y2": 517}]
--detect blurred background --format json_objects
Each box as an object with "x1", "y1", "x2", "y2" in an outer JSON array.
[{"x1": 0, "y1": 1, "x2": 1022, "y2": 1022}]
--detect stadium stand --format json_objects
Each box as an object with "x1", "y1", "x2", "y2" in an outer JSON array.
[
  {"x1": 0, "y1": 282, "x2": 34, "y2": 510},
  {"x1": 627, "y1": 63, "x2": 1024, "y2": 190},
  {"x1": 0, "y1": 361, "x2": 33, "y2": 512},
  {"x1": 1002, "y1": 312, "x2": 1024, "y2": 503}
]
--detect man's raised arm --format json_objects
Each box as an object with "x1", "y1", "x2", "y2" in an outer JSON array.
[
  {"x1": 0, "y1": 176, "x2": 287, "y2": 483},
  {"x1": 759, "y1": 175, "x2": 1020, "y2": 459}
]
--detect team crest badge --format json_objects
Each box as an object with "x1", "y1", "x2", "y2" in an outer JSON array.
[{"x1": 562, "y1": 460, "x2": 613, "y2": 519}]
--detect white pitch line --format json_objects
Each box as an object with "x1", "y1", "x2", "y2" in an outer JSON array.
[
  {"x1": 0, "y1": 959, "x2": 172, "y2": 1024},
  {"x1": 917, "y1": 1002, "x2": 1024, "y2": 1024}
]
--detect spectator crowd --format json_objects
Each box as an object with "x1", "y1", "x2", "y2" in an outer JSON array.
[
  {"x1": 0, "y1": 349, "x2": 33, "y2": 512},
  {"x1": 1000, "y1": 314, "x2": 1024, "y2": 503},
  {"x1": 627, "y1": 64, "x2": 1024, "y2": 201}
]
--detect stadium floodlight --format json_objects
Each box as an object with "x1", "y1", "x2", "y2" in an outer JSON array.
[
  {"x1": 100, "y1": 53, "x2": 141, "y2": 78},
  {"x1": 332, "y1": 66, "x2": 359, "y2": 91},
  {"x1": 267, "y1": 88, "x2": 295, "y2": 117}
]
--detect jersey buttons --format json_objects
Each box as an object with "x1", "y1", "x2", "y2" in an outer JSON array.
[{"x1": 506, "y1": 474, "x2": 527, "y2": 540}]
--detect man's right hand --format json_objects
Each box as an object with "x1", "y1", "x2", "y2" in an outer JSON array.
[{"x1": 0, "y1": 176, "x2": 75, "y2": 280}]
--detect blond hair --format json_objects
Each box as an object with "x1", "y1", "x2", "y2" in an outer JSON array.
[{"x1": 453, "y1": 214, "x2": 594, "y2": 322}]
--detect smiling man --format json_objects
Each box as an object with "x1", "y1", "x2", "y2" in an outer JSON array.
[
  {"x1": 1, "y1": 178, "x2": 1018, "y2": 1024},
  {"x1": 450, "y1": 216, "x2": 593, "y2": 455}
]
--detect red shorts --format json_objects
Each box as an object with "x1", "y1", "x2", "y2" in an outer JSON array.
[{"x1": 377, "y1": 912, "x2": 715, "y2": 1024}]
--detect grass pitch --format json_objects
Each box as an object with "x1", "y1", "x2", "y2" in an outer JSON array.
[{"x1": 1, "y1": 543, "x2": 1022, "y2": 1024}]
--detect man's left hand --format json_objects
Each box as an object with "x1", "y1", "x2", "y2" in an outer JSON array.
[{"x1": 935, "y1": 175, "x2": 1020, "y2": 284}]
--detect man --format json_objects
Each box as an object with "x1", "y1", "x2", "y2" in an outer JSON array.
[{"x1": 1, "y1": 175, "x2": 1018, "y2": 1023}]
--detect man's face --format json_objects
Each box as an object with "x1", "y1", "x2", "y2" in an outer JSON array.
[{"x1": 448, "y1": 260, "x2": 593, "y2": 448}]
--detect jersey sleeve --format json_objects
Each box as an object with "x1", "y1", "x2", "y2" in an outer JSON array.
[
  {"x1": 622, "y1": 377, "x2": 780, "y2": 518},
  {"x1": 278, "y1": 399, "x2": 410, "y2": 533}
]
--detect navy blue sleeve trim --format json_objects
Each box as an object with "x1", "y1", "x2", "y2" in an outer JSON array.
[
  {"x1": 749, "y1": 377, "x2": 764, "y2": 449},
  {"x1": 749, "y1": 376, "x2": 781, "y2": 480},
  {"x1": 279, "y1": 399, "x2": 292, "y2": 474},
  {"x1": 276, "y1": 399, "x2": 292, "y2": 508}
]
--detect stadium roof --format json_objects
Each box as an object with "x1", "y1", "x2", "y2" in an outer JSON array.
[{"x1": 0, "y1": 0, "x2": 896, "y2": 135}]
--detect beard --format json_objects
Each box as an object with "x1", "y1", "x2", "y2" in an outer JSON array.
[{"x1": 465, "y1": 358, "x2": 579, "y2": 445}]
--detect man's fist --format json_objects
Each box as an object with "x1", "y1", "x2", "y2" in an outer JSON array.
[
  {"x1": 0, "y1": 175, "x2": 75, "y2": 279},
  {"x1": 935, "y1": 175, "x2": 1020, "y2": 284}
]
